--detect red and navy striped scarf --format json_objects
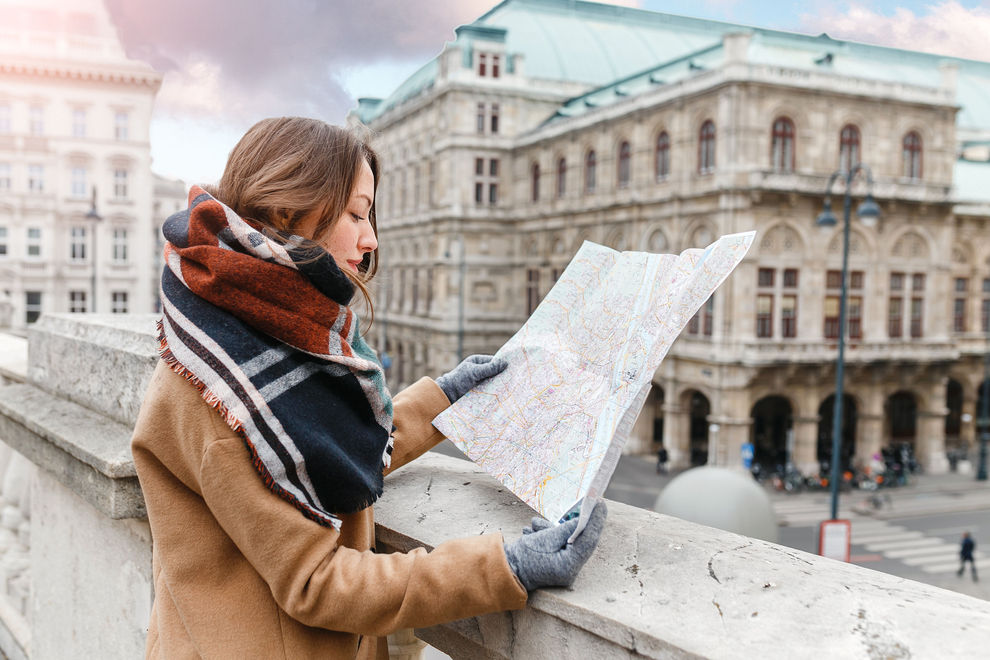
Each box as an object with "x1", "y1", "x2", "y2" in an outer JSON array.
[{"x1": 158, "y1": 186, "x2": 393, "y2": 529}]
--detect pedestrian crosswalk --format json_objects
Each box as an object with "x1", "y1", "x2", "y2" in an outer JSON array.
[{"x1": 772, "y1": 499, "x2": 985, "y2": 576}]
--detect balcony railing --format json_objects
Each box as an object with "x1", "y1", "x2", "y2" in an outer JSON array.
[{"x1": 0, "y1": 315, "x2": 988, "y2": 658}]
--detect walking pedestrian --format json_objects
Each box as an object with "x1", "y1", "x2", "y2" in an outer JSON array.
[
  {"x1": 958, "y1": 531, "x2": 978, "y2": 581},
  {"x1": 131, "y1": 117, "x2": 607, "y2": 659},
  {"x1": 656, "y1": 444, "x2": 669, "y2": 474}
]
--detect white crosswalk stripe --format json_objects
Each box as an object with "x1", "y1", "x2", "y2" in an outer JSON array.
[{"x1": 773, "y1": 498, "x2": 981, "y2": 575}]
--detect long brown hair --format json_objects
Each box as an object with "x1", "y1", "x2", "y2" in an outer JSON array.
[{"x1": 206, "y1": 117, "x2": 380, "y2": 324}]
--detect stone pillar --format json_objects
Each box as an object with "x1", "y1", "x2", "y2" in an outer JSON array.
[
  {"x1": 916, "y1": 410, "x2": 950, "y2": 475},
  {"x1": 710, "y1": 417, "x2": 752, "y2": 469},
  {"x1": 663, "y1": 404, "x2": 691, "y2": 469},
  {"x1": 856, "y1": 414, "x2": 884, "y2": 469},
  {"x1": 792, "y1": 416, "x2": 819, "y2": 475}
]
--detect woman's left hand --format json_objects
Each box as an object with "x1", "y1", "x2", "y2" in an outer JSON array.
[{"x1": 435, "y1": 354, "x2": 507, "y2": 403}]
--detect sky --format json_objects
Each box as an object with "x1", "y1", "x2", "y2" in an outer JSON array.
[{"x1": 99, "y1": 0, "x2": 990, "y2": 185}]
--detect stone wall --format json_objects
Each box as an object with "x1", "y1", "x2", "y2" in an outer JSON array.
[{"x1": 1, "y1": 315, "x2": 989, "y2": 658}]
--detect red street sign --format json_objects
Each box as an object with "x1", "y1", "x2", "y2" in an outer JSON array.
[{"x1": 819, "y1": 519, "x2": 851, "y2": 562}]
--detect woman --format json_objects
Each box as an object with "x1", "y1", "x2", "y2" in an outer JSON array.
[{"x1": 131, "y1": 117, "x2": 605, "y2": 659}]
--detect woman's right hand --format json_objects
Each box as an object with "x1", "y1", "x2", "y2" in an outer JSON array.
[{"x1": 502, "y1": 500, "x2": 607, "y2": 591}]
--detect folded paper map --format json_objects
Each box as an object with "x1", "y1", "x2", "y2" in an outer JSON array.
[{"x1": 432, "y1": 231, "x2": 755, "y2": 538}]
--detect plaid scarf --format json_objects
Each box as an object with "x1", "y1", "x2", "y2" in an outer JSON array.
[{"x1": 158, "y1": 186, "x2": 393, "y2": 530}]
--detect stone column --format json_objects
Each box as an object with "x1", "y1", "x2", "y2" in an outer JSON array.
[
  {"x1": 792, "y1": 416, "x2": 819, "y2": 475},
  {"x1": 710, "y1": 417, "x2": 753, "y2": 469},
  {"x1": 663, "y1": 404, "x2": 690, "y2": 469},
  {"x1": 916, "y1": 410, "x2": 950, "y2": 475},
  {"x1": 856, "y1": 414, "x2": 884, "y2": 468}
]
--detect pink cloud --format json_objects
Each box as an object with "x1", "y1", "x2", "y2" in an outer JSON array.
[{"x1": 800, "y1": 1, "x2": 990, "y2": 62}]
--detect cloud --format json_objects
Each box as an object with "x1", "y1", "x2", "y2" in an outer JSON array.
[{"x1": 799, "y1": 1, "x2": 990, "y2": 62}]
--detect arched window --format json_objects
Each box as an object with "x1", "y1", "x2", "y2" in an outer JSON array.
[
  {"x1": 839, "y1": 124, "x2": 860, "y2": 172},
  {"x1": 771, "y1": 117, "x2": 795, "y2": 172},
  {"x1": 617, "y1": 140, "x2": 631, "y2": 188},
  {"x1": 530, "y1": 162, "x2": 540, "y2": 202},
  {"x1": 655, "y1": 131, "x2": 670, "y2": 180},
  {"x1": 585, "y1": 149, "x2": 597, "y2": 194},
  {"x1": 556, "y1": 157, "x2": 567, "y2": 198},
  {"x1": 903, "y1": 131, "x2": 922, "y2": 179},
  {"x1": 698, "y1": 120, "x2": 716, "y2": 174}
]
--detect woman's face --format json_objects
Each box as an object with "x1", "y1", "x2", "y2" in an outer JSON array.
[{"x1": 299, "y1": 158, "x2": 378, "y2": 275}]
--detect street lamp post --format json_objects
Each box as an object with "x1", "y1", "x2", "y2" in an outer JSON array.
[
  {"x1": 977, "y1": 324, "x2": 990, "y2": 480},
  {"x1": 85, "y1": 186, "x2": 102, "y2": 313},
  {"x1": 815, "y1": 163, "x2": 880, "y2": 520}
]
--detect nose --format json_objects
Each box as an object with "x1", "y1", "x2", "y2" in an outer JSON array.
[{"x1": 358, "y1": 222, "x2": 378, "y2": 253}]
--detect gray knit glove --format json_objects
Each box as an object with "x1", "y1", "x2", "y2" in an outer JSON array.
[
  {"x1": 503, "y1": 500, "x2": 607, "y2": 591},
  {"x1": 435, "y1": 354, "x2": 507, "y2": 403}
]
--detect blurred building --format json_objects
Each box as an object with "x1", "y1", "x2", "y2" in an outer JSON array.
[
  {"x1": 351, "y1": 0, "x2": 990, "y2": 474},
  {"x1": 0, "y1": 0, "x2": 162, "y2": 331}
]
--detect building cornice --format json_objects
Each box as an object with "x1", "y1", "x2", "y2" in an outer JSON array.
[{"x1": 0, "y1": 57, "x2": 162, "y2": 91}]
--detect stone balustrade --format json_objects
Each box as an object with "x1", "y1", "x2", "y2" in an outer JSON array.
[{"x1": 0, "y1": 315, "x2": 988, "y2": 658}]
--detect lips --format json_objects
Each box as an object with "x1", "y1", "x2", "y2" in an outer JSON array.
[{"x1": 346, "y1": 260, "x2": 362, "y2": 273}]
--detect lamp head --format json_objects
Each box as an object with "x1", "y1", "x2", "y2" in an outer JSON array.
[
  {"x1": 857, "y1": 194, "x2": 880, "y2": 227},
  {"x1": 85, "y1": 207, "x2": 101, "y2": 221},
  {"x1": 816, "y1": 200, "x2": 838, "y2": 227}
]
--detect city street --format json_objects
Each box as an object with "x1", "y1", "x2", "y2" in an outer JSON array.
[{"x1": 431, "y1": 441, "x2": 990, "y2": 601}]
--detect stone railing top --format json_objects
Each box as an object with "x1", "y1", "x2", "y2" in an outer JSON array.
[
  {"x1": 375, "y1": 452, "x2": 990, "y2": 659},
  {"x1": 28, "y1": 314, "x2": 159, "y2": 426},
  {"x1": 0, "y1": 332, "x2": 28, "y2": 383}
]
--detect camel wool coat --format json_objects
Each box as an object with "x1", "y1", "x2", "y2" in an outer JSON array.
[{"x1": 132, "y1": 361, "x2": 528, "y2": 659}]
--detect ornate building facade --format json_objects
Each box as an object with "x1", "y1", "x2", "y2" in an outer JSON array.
[
  {"x1": 0, "y1": 0, "x2": 162, "y2": 331},
  {"x1": 351, "y1": 0, "x2": 990, "y2": 474}
]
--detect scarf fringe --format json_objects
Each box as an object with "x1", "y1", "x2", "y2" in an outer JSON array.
[{"x1": 156, "y1": 320, "x2": 343, "y2": 531}]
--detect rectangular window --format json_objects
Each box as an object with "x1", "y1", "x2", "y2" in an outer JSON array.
[
  {"x1": 888, "y1": 297, "x2": 903, "y2": 338},
  {"x1": 475, "y1": 158, "x2": 483, "y2": 175},
  {"x1": 478, "y1": 53, "x2": 487, "y2": 77},
  {"x1": 114, "y1": 111, "x2": 129, "y2": 141},
  {"x1": 491, "y1": 103, "x2": 499, "y2": 133},
  {"x1": 702, "y1": 296, "x2": 714, "y2": 336},
  {"x1": 953, "y1": 298, "x2": 966, "y2": 333},
  {"x1": 476, "y1": 103, "x2": 485, "y2": 134},
  {"x1": 69, "y1": 290, "x2": 87, "y2": 313},
  {"x1": 72, "y1": 108, "x2": 86, "y2": 138},
  {"x1": 783, "y1": 268, "x2": 798, "y2": 288},
  {"x1": 0, "y1": 226, "x2": 7, "y2": 256},
  {"x1": 850, "y1": 271, "x2": 864, "y2": 290},
  {"x1": 492, "y1": 55, "x2": 500, "y2": 78},
  {"x1": 112, "y1": 228, "x2": 127, "y2": 263},
  {"x1": 112, "y1": 291, "x2": 128, "y2": 314},
  {"x1": 488, "y1": 183, "x2": 498, "y2": 205},
  {"x1": 912, "y1": 273, "x2": 925, "y2": 291},
  {"x1": 25, "y1": 291, "x2": 42, "y2": 324},
  {"x1": 824, "y1": 295, "x2": 840, "y2": 339},
  {"x1": 489, "y1": 159, "x2": 499, "y2": 177},
  {"x1": 412, "y1": 269, "x2": 419, "y2": 313},
  {"x1": 781, "y1": 294, "x2": 797, "y2": 338},
  {"x1": 0, "y1": 162, "x2": 9, "y2": 190},
  {"x1": 474, "y1": 182, "x2": 483, "y2": 204},
  {"x1": 71, "y1": 167, "x2": 87, "y2": 197},
  {"x1": 26, "y1": 227, "x2": 41, "y2": 257},
  {"x1": 425, "y1": 267, "x2": 433, "y2": 313},
  {"x1": 826, "y1": 270, "x2": 842, "y2": 289},
  {"x1": 113, "y1": 169, "x2": 128, "y2": 199},
  {"x1": 0, "y1": 104, "x2": 10, "y2": 133},
  {"x1": 953, "y1": 277, "x2": 968, "y2": 332},
  {"x1": 29, "y1": 105, "x2": 44, "y2": 135},
  {"x1": 758, "y1": 268, "x2": 774, "y2": 288},
  {"x1": 910, "y1": 297, "x2": 923, "y2": 338},
  {"x1": 756, "y1": 294, "x2": 773, "y2": 338},
  {"x1": 890, "y1": 272, "x2": 904, "y2": 291},
  {"x1": 687, "y1": 311, "x2": 700, "y2": 335},
  {"x1": 70, "y1": 226, "x2": 87, "y2": 261},
  {"x1": 847, "y1": 295, "x2": 863, "y2": 339},
  {"x1": 983, "y1": 298, "x2": 990, "y2": 333},
  {"x1": 526, "y1": 268, "x2": 540, "y2": 315},
  {"x1": 28, "y1": 164, "x2": 44, "y2": 192}
]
